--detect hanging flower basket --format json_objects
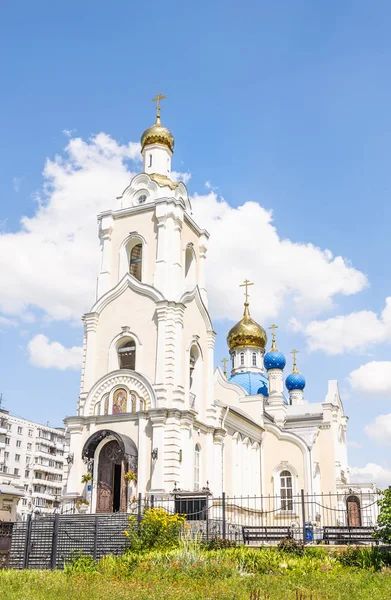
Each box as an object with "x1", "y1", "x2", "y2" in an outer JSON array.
[
  {"x1": 124, "y1": 470, "x2": 137, "y2": 483},
  {"x1": 76, "y1": 498, "x2": 89, "y2": 513}
]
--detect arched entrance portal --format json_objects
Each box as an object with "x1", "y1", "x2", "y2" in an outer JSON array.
[
  {"x1": 82, "y1": 430, "x2": 138, "y2": 514},
  {"x1": 97, "y1": 440, "x2": 127, "y2": 513},
  {"x1": 346, "y1": 495, "x2": 362, "y2": 527}
]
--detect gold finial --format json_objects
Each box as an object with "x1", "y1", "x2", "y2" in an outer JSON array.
[
  {"x1": 152, "y1": 93, "x2": 167, "y2": 122},
  {"x1": 269, "y1": 324, "x2": 278, "y2": 350},
  {"x1": 221, "y1": 358, "x2": 228, "y2": 377},
  {"x1": 239, "y1": 279, "x2": 254, "y2": 304},
  {"x1": 290, "y1": 349, "x2": 299, "y2": 373}
]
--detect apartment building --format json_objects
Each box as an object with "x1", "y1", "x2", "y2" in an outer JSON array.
[{"x1": 0, "y1": 409, "x2": 67, "y2": 519}]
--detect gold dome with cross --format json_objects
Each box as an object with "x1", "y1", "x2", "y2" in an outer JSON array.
[
  {"x1": 140, "y1": 93, "x2": 175, "y2": 153},
  {"x1": 227, "y1": 280, "x2": 267, "y2": 351}
]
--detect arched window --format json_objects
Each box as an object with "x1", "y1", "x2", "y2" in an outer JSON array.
[
  {"x1": 189, "y1": 344, "x2": 202, "y2": 410},
  {"x1": 280, "y1": 470, "x2": 293, "y2": 511},
  {"x1": 118, "y1": 339, "x2": 136, "y2": 370},
  {"x1": 252, "y1": 352, "x2": 257, "y2": 367},
  {"x1": 240, "y1": 352, "x2": 245, "y2": 366},
  {"x1": 231, "y1": 352, "x2": 235, "y2": 370},
  {"x1": 346, "y1": 495, "x2": 362, "y2": 526},
  {"x1": 185, "y1": 245, "x2": 196, "y2": 288},
  {"x1": 194, "y1": 444, "x2": 201, "y2": 490},
  {"x1": 129, "y1": 243, "x2": 142, "y2": 281}
]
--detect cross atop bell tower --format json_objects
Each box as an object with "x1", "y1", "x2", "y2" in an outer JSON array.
[{"x1": 141, "y1": 94, "x2": 174, "y2": 177}]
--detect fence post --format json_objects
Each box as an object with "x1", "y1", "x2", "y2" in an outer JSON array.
[
  {"x1": 206, "y1": 499, "x2": 209, "y2": 541},
  {"x1": 93, "y1": 515, "x2": 99, "y2": 560},
  {"x1": 137, "y1": 492, "x2": 142, "y2": 529},
  {"x1": 50, "y1": 514, "x2": 60, "y2": 569},
  {"x1": 23, "y1": 514, "x2": 33, "y2": 569},
  {"x1": 301, "y1": 489, "x2": 306, "y2": 544},
  {"x1": 222, "y1": 492, "x2": 226, "y2": 540}
]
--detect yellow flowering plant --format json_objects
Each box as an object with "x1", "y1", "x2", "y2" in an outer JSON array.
[{"x1": 124, "y1": 508, "x2": 186, "y2": 551}]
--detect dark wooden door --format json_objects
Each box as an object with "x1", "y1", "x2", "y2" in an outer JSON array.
[
  {"x1": 96, "y1": 440, "x2": 127, "y2": 513},
  {"x1": 347, "y1": 496, "x2": 362, "y2": 527}
]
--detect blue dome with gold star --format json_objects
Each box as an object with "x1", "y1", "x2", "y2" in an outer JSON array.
[
  {"x1": 264, "y1": 349, "x2": 286, "y2": 371},
  {"x1": 286, "y1": 372, "x2": 306, "y2": 391}
]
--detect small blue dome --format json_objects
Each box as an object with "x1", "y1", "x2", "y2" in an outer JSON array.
[
  {"x1": 264, "y1": 350, "x2": 286, "y2": 371},
  {"x1": 286, "y1": 372, "x2": 306, "y2": 391}
]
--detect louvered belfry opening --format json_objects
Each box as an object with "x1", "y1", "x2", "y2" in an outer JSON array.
[{"x1": 129, "y1": 243, "x2": 142, "y2": 281}]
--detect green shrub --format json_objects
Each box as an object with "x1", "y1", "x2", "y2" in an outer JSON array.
[
  {"x1": 64, "y1": 551, "x2": 97, "y2": 574},
  {"x1": 374, "y1": 488, "x2": 391, "y2": 544},
  {"x1": 335, "y1": 546, "x2": 384, "y2": 571},
  {"x1": 277, "y1": 537, "x2": 304, "y2": 556},
  {"x1": 124, "y1": 507, "x2": 186, "y2": 551},
  {"x1": 201, "y1": 537, "x2": 239, "y2": 550}
]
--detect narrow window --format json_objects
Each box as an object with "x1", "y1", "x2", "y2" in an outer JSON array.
[
  {"x1": 240, "y1": 352, "x2": 245, "y2": 366},
  {"x1": 194, "y1": 444, "x2": 201, "y2": 490},
  {"x1": 130, "y1": 243, "x2": 142, "y2": 281},
  {"x1": 280, "y1": 470, "x2": 293, "y2": 511},
  {"x1": 118, "y1": 339, "x2": 136, "y2": 370},
  {"x1": 252, "y1": 352, "x2": 257, "y2": 367},
  {"x1": 148, "y1": 154, "x2": 152, "y2": 168},
  {"x1": 231, "y1": 352, "x2": 235, "y2": 370}
]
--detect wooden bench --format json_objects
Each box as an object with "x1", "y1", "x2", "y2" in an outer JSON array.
[
  {"x1": 323, "y1": 526, "x2": 378, "y2": 545},
  {"x1": 242, "y1": 525, "x2": 292, "y2": 545}
]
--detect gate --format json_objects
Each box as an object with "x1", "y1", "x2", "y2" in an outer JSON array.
[{"x1": 0, "y1": 522, "x2": 14, "y2": 568}]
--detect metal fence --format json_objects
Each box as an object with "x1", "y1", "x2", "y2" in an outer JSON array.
[{"x1": 0, "y1": 490, "x2": 381, "y2": 569}]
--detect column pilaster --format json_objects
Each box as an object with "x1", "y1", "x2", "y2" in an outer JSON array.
[{"x1": 149, "y1": 410, "x2": 167, "y2": 492}]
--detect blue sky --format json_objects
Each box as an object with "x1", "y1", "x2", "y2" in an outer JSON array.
[{"x1": 1, "y1": 1, "x2": 391, "y2": 486}]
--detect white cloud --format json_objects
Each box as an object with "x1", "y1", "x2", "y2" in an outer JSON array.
[
  {"x1": 0, "y1": 134, "x2": 140, "y2": 322},
  {"x1": 0, "y1": 133, "x2": 368, "y2": 327},
  {"x1": 365, "y1": 413, "x2": 391, "y2": 446},
  {"x1": 28, "y1": 334, "x2": 82, "y2": 370},
  {"x1": 348, "y1": 441, "x2": 362, "y2": 449},
  {"x1": 13, "y1": 177, "x2": 23, "y2": 192},
  {"x1": 171, "y1": 171, "x2": 191, "y2": 185},
  {"x1": 302, "y1": 299, "x2": 391, "y2": 355},
  {"x1": 349, "y1": 361, "x2": 391, "y2": 395},
  {"x1": 0, "y1": 315, "x2": 17, "y2": 329},
  {"x1": 192, "y1": 192, "x2": 367, "y2": 322},
  {"x1": 350, "y1": 462, "x2": 391, "y2": 490}
]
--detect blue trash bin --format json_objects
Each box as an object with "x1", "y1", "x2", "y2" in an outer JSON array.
[{"x1": 305, "y1": 522, "x2": 313, "y2": 542}]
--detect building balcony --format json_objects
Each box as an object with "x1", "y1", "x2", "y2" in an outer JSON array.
[
  {"x1": 32, "y1": 477, "x2": 63, "y2": 487},
  {"x1": 0, "y1": 426, "x2": 7, "y2": 436},
  {"x1": 31, "y1": 490, "x2": 61, "y2": 500},
  {"x1": 33, "y1": 463, "x2": 64, "y2": 475}
]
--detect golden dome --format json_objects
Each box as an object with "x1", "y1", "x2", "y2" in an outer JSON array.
[
  {"x1": 227, "y1": 302, "x2": 267, "y2": 351},
  {"x1": 140, "y1": 115, "x2": 174, "y2": 153}
]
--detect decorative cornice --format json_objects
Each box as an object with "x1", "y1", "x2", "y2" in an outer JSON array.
[
  {"x1": 179, "y1": 286, "x2": 214, "y2": 333},
  {"x1": 89, "y1": 273, "x2": 164, "y2": 316},
  {"x1": 82, "y1": 313, "x2": 99, "y2": 332}
]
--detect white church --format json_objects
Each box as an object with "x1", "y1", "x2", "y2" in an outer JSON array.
[{"x1": 64, "y1": 97, "x2": 376, "y2": 523}]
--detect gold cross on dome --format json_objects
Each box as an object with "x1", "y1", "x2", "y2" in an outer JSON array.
[
  {"x1": 152, "y1": 93, "x2": 167, "y2": 118},
  {"x1": 240, "y1": 279, "x2": 254, "y2": 303},
  {"x1": 290, "y1": 348, "x2": 299, "y2": 373},
  {"x1": 221, "y1": 357, "x2": 228, "y2": 377},
  {"x1": 269, "y1": 324, "x2": 278, "y2": 349}
]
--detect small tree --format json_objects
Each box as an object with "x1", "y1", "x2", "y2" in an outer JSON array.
[{"x1": 374, "y1": 488, "x2": 391, "y2": 543}]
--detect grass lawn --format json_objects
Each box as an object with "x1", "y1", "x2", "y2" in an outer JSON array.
[
  {"x1": 1, "y1": 547, "x2": 391, "y2": 600},
  {"x1": 0, "y1": 569, "x2": 391, "y2": 600}
]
